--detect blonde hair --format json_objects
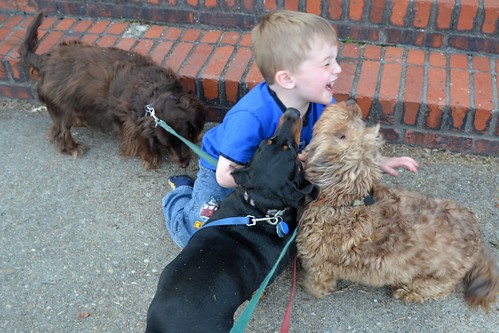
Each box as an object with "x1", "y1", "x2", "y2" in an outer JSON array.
[{"x1": 251, "y1": 10, "x2": 338, "y2": 84}]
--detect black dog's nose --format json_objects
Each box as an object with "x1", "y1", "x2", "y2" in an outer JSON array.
[{"x1": 284, "y1": 107, "x2": 300, "y2": 121}]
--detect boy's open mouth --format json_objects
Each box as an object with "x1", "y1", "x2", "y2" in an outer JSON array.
[{"x1": 326, "y1": 82, "x2": 334, "y2": 92}]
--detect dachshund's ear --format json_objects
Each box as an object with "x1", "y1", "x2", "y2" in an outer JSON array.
[
  {"x1": 284, "y1": 180, "x2": 318, "y2": 208},
  {"x1": 231, "y1": 167, "x2": 250, "y2": 187}
]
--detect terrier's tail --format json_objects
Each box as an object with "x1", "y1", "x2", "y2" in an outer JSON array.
[
  {"x1": 18, "y1": 11, "x2": 44, "y2": 70},
  {"x1": 464, "y1": 246, "x2": 498, "y2": 310}
]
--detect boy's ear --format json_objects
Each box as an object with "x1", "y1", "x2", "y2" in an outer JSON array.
[{"x1": 274, "y1": 70, "x2": 295, "y2": 89}]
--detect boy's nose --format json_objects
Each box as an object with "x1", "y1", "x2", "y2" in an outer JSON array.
[{"x1": 332, "y1": 62, "x2": 342, "y2": 75}]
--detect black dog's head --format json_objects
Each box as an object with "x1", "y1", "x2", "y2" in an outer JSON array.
[
  {"x1": 151, "y1": 92, "x2": 206, "y2": 168},
  {"x1": 231, "y1": 108, "x2": 319, "y2": 211}
]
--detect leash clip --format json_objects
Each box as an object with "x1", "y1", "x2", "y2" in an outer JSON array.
[
  {"x1": 246, "y1": 209, "x2": 286, "y2": 226},
  {"x1": 144, "y1": 104, "x2": 160, "y2": 128}
]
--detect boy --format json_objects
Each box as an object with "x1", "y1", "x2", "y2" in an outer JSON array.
[{"x1": 163, "y1": 10, "x2": 418, "y2": 248}]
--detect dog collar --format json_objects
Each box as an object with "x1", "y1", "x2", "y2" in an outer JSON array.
[{"x1": 339, "y1": 190, "x2": 375, "y2": 208}]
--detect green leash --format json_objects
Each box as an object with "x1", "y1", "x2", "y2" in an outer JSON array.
[
  {"x1": 145, "y1": 104, "x2": 218, "y2": 168},
  {"x1": 230, "y1": 228, "x2": 297, "y2": 333},
  {"x1": 147, "y1": 104, "x2": 295, "y2": 332}
]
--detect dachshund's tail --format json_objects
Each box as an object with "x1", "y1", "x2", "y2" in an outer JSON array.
[
  {"x1": 464, "y1": 246, "x2": 498, "y2": 310},
  {"x1": 18, "y1": 11, "x2": 44, "y2": 71}
]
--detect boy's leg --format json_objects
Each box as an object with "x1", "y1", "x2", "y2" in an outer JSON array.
[{"x1": 162, "y1": 164, "x2": 234, "y2": 248}]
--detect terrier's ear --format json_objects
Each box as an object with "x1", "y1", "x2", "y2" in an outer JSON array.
[{"x1": 344, "y1": 99, "x2": 362, "y2": 118}]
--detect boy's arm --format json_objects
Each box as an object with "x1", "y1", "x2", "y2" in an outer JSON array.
[
  {"x1": 380, "y1": 156, "x2": 419, "y2": 177},
  {"x1": 216, "y1": 155, "x2": 244, "y2": 188}
]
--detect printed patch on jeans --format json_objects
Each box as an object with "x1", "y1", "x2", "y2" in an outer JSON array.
[
  {"x1": 193, "y1": 221, "x2": 205, "y2": 229},
  {"x1": 199, "y1": 197, "x2": 219, "y2": 222}
]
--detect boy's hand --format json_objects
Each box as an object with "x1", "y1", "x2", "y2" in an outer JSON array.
[{"x1": 380, "y1": 156, "x2": 418, "y2": 177}]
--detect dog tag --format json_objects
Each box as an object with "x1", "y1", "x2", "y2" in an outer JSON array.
[{"x1": 276, "y1": 221, "x2": 289, "y2": 237}]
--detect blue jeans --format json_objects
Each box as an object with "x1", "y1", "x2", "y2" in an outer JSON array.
[{"x1": 162, "y1": 163, "x2": 234, "y2": 248}]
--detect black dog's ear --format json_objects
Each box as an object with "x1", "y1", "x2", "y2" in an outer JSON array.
[
  {"x1": 231, "y1": 167, "x2": 250, "y2": 187},
  {"x1": 285, "y1": 180, "x2": 318, "y2": 208},
  {"x1": 305, "y1": 183, "x2": 320, "y2": 200}
]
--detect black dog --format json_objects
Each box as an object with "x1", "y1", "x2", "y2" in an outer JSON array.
[
  {"x1": 146, "y1": 108, "x2": 318, "y2": 332},
  {"x1": 18, "y1": 12, "x2": 206, "y2": 169}
]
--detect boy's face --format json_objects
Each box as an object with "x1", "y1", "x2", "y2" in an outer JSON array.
[{"x1": 291, "y1": 40, "x2": 341, "y2": 105}]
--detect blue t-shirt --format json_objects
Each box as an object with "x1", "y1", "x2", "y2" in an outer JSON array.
[{"x1": 200, "y1": 82, "x2": 335, "y2": 170}]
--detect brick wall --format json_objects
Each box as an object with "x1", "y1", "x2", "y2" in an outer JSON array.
[{"x1": 2, "y1": 0, "x2": 498, "y2": 54}]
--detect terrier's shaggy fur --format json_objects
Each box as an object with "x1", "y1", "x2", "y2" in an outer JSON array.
[{"x1": 296, "y1": 100, "x2": 498, "y2": 309}]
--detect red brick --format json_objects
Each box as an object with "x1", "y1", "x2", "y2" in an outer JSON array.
[
  {"x1": 37, "y1": 31, "x2": 65, "y2": 54},
  {"x1": 81, "y1": 34, "x2": 99, "y2": 45},
  {"x1": 404, "y1": 131, "x2": 472, "y2": 153},
  {"x1": 264, "y1": 0, "x2": 278, "y2": 11},
  {"x1": 473, "y1": 109, "x2": 492, "y2": 133},
  {"x1": 221, "y1": 32, "x2": 241, "y2": 45},
  {"x1": 306, "y1": 1, "x2": 322, "y2": 15},
  {"x1": 428, "y1": 51, "x2": 446, "y2": 68},
  {"x1": 202, "y1": 45, "x2": 234, "y2": 100},
  {"x1": 333, "y1": 58, "x2": 357, "y2": 101},
  {"x1": 116, "y1": 38, "x2": 137, "y2": 51},
  {"x1": 179, "y1": 43, "x2": 214, "y2": 93},
  {"x1": 436, "y1": 0, "x2": 455, "y2": 29},
  {"x1": 403, "y1": 65, "x2": 424, "y2": 125},
  {"x1": 97, "y1": 36, "x2": 117, "y2": 47},
  {"x1": 369, "y1": 0, "x2": 387, "y2": 24},
  {"x1": 473, "y1": 72, "x2": 494, "y2": 127},
  {"x1": 341, "y1": 43, "x2": 361, "y2": 58},
  {"x1": 243, "y1": 0, "x2": 254, "y2": 11},
  {"x1": 55, "y1": 18, "x2": 76, "y2": 31},
  {"x1": 201, "y1": 30, "x2": 222, "y2": 44},
  {"x1": 145, "y1": 25, "x2": 166, "y2": 39},
  {"x1": 225, "y1": 47, "x2": 253, "y2": 103},
  {"x1": 457, "y1": 0, "x2": 478, "y2": 31},
  {"x1": 384, "y1": 47, "x2": 404, "y2": 63},
  {"x1": 284, "y1": 0, "x2": 299, "y2": 11},
  {"x1": 73, "y1": 20, "x2": 93, "y2": 33},
  {"x1": 407, "y1": 49, "x2": 425, "y2": 65},
  {"x1": 3, "y1": 15, "x2": 24, "y2": 28},
  {"x1": 363, "y1": 45, "x2": 382, "y2": 60},
  {"x1": 245, "y1": 59, "x2": 263, "y2": 90},
  {"x1": 183, "y1": 29, "x2": 201, "y2": 42},
  {"x1": 474, "y1": 139, "x2": 499, "y2": 155},
  {"x1": 425, "y1": 66, "x2": 446, "y2": 129},
  {"x1": 349, "y1": 0, "x2": 365, "y2": 21},
  {"x1": 186, "y1": 0, "x2": 199, "y2": 6},
  {"x1": 390, "y1": 0, "x2": 410, "y2": 26},
  {"x1": 134, "y1": 39, "x2": 155, "y2": 56},
  {"x1": 413, "y1": 0, "x2": 432, "y2": 28},
  {"x1": 150, "y1": 41, "x2": 174, "y2": 65},
  {"x1": 472, "y1": 56, "x2": 491, "y2": 72},
  {"x1": 449, "y1": 53, "x2": 468, "y2": 69},
  {"x1": 449, "y1": 69, "x2": 470, "y2": 129},
  {"x1": 482, "y1": 0, "x2": 499, "y2": 34},
  {"x1": 88, "y1": 21, "x2": 110, "y2": 34},
  {"x1": 108, "y1": 22, "x2": 128, "y2": 35},
  {"x1": 240, "y1": 33, "x2": 252, "y2": 47},
  {"x1": 356, "y1": 60, "x2": 381, "y2": 118},
  {"x1": 205, "y1": 0, "x2": 217, "y2": 7},
  {"x1": 378, "y1": 62, "x2": 402, "y2": 122},
  {"x1": 328, "y1": 0, "x2": 343, "y2": 20},
  {"x1": 164, "y1": 27, "x2": 183, "y2": 41},
  {"x1": 165, "y1": 42, "x2": 194, "y2": 73}
]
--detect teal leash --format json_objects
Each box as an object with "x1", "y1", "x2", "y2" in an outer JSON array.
[
  {"x1": 145, "y1": 104, "x2": 218, "y2": 168},
  {"x1": 230, "y1": 228, "x2": 298, "y2": 333}
]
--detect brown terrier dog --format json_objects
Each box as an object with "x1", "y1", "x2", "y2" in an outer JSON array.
[
  {"x1": 297, "y1": 100, "x2": 498, "y2": 309},
  {"x1": 18, "y1": 12, "x2": 206, "y2": 169}
]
